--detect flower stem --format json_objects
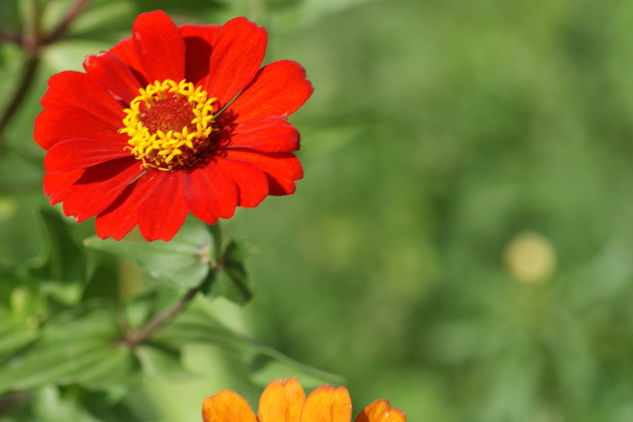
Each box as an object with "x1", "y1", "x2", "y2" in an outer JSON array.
[
  {"x1": 121, "y1": 286, "x2": 201, "y2": 347},
  {"x1": 0, "y1": 30, "x2": 22, "y2": 47}
]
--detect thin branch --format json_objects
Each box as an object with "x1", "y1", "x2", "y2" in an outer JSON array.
[
  {"x1": 0, "y1": 30, "x2": 22, "y2": 46},
  {"x1": 0, "y1": 392, "x2": 30, "y2": 417},
  {"x1": 0, "y1": 0, "x2": 90, "y2": 152},
  {"x1": 41, "y1": 0, "x2": 90, "y2": 46},
  {"x1": 121, "y1": 286, "x2": 201, "y2": 347},
  {"x1": 0, "y1": 55, "x2": 40, "y2": 152}
]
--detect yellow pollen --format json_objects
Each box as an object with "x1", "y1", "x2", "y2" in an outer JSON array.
[{"x1": 120, "y1": 79, "x2": 217, "y2": 171}]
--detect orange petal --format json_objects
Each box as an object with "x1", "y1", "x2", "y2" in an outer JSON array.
[
  {"x1": 353, "y1": 399, "x2": 405, "y2": 422},
  {"x1": 300, "y1": 385, "x2": 352, "y2": 422},
  {"x1": 258, "y1": 378, "x2": 306, "y2": 422},
  {"x1": 202, "y1": 390, "x2": 257, "y2": 422}
]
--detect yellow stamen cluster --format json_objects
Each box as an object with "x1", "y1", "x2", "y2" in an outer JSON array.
[{"x1": 120, "y1": 79, "x2": 217, "y2": 171}]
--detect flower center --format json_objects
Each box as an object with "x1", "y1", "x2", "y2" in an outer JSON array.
[{"x1": 120, "y1": 79, "x2": 218, "y2": 171}]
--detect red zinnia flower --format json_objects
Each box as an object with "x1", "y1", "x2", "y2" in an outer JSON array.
[
  {"x1": 202, "y1": 378, "x2": 406, "y2": 422},
  {"x1": 35, "y1": 10, "x2": 312, "y2": 241}
]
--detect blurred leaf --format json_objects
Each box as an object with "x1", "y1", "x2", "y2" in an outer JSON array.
[
  {"x1": 0, "y1": 154, "x2": 41, "y2": 195},
  {"x1": 0, "y1": 304, "x2": 135, "y2": 394},
  {"x1": 8, "y1": 285, "x2": 46, "y2": 326},
  {"x1": 223, "y1": 237, "x2": 257, "y2": 263},
  {"x1": 17, "y1": 208, "x2": 85, "y2": 306},
  {"x1": 130, "y1": 0, "x2": 223, "y2": 16},
  {"x1": 248, "y1": 354, "x2": 343, "y2": 389},
  {"x1": 69, "y1": 0, "x2": 135, "y2": 40},
  {"x1": 42, "y1": 40, "x2": 113, "y2": 72},
  {"x1": 122, "y1": 288, "x2": 177, "y2": 330},
  {"x1": 79, "y1": 387, "x2": 159, "y2": 422},
  {"x1": 0, "y1": 310, "x2": 38, "y2": 362},
  {"x1": 134, "y1": 344, "x2": 187, "y2": 381},
  {"x1": 32, "y1": 385, "x2": 99, "y2": 422},
  {"x1": 272, "y1": 0, "x2": 381, "y2": 29},
  {"x1": 155, "y1": 305, "x2": 344, "y2": 385},
  {"x1": 84, "y1": 219, "x2": 213, "y2": 290},
  {"x1": 81, "y1": 251, "x2": 120, "y2": 303},
  {"x1": 0, "y1": 0, "x2": 21, "y2": 35},
  {"x1": 27, "y1": 208, "x2": 83, "y2": 281},
  {"x1": 0, "y1": 194, "x2": 43, "y2": 269},
  {"x1": 207, "y1": 238, "x2": 256, "y2": 305}
]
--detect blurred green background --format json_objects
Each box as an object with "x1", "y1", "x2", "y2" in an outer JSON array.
[{"x1": 3, "y1": 0, "x2": 633, "y2": 420}]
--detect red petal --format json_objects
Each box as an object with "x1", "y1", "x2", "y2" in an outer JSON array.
[
  {"x1": 34, "y1": 106, "x2": 124, "y2": 150},
  {"x1": 137, "y1": 171, "x2": 188, "y2": 241},
  {"x1": 133, "y1": 10, "x2": 185, "y2": 82},
  {"x1": 62, "y1": 158, "x2": 143, "y2": 222},
  {"x1": 44, "y1": 138, "x2": 129, "y2": 172},
  {"x1": 109, "y1": 37, "x2": 148, "y2": 85},
  {"x1": 41, "y1": 71, "x2": 123, "y2": 124},
  {"x1": 229, "y1": 60, "x2": 313, "y2": 124},
  {"x1": 179, "y1": 24, "x2": 220, "y2": 86},
  {"x1": 95, "y1": 172, "x2": 158, "y2": 240},
  {"x1": 223, "y1": 150, "x2": 302, "y2": 196},
  {"x1": 205, "y1": 17, "x2": 267, "y2": 107},
  {"x1": 208, "y1": 156, "x2": 268, "y2": 207},
  {"x1": 83, "y1": 52, "x2": 143, "y2": 104},
  {"x1": 223, "y1": 117, "x2": 299, "y2": 152},
  {"x1": 183, "y1": 164, "x2": 237, "y2": 224},
  {"x1": 43, "y1": 170, "x2": 84, "y2": 205}
]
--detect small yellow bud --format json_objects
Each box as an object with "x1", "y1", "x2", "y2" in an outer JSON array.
[{"x1": 504, "y1": 231, "x2": 556, "y2": 284}]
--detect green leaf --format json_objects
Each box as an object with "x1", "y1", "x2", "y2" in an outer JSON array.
[
  {"x1": 224, "y1": 237, "x2": 258, "y2": 263},
  {"x1": 0, "y1": 304, "x2": 135, "y2": 394},
  {"x1": 155, "y1": 305, "x2": 344, "y2": 386},
  {"x1": 0, "y1": 194, "x2": 43, "y2": 269},
  {"x1": 42, "y1": 39, "x2": 114, "y2": 72},
  {"x1": 0, "y1": 310, "x2": 38, "y2": 362},
  {"x1": 32, "y1": 386, "x2": 100, "y2": 422},
  {"x1": 16, "y1": 208, "x2": 86, "y2": 305},
  {"x1": 26, "y1": 208, "x2": 83, "y2": 278},
  {"x1": 134, "y1": 344, "x2": 187, "y2": 381},
  {"x1": 0, "y1": 154, "x2": 42, "y2": 195},
  {"x1": 84, "y1": 219, "x2": 214, "y2": 290},
  {"x1": 248, "y1": 354, "x2": 345, "y2": 390},
  {"x1": 209, "y1": 239, "x2": 256, "y2": 305},
  {"x1": 0, "y1": 0, "x2": 20, "y2": 34}
]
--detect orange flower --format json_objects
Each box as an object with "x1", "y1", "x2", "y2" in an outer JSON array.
[{"x1": 202, "y1": 378, "x2": 405, "y2": 422}]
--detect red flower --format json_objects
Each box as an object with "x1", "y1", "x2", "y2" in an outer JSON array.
[{"x1": 35, "y1": 10, "x2": 312, "y2": 241}]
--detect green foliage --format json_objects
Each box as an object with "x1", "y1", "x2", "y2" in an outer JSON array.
[
  {"x1": 155, "y1": 304, "x2": 344, "y2": 386},
  {"x1": 2, "y1": 0, "x2": 633, "y2": 421},
  {"x1": 84, "y1": 219, "x2": 214, "y2": 290},
  {"x1": 207, "y1": 238, "x2": 257, "y2": 305},
  {"x1": 0, "y1": 304, "x2": 133, "y2": 394}
]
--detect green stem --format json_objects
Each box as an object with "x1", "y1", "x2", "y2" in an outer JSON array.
[
  {"x1": 121, "y1": 286, "x2": 201, "y2": 347},
  {"x1": 121, "y1": 222, "x2": 224, "y2": 347}
]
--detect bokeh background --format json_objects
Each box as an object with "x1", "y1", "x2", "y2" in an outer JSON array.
[{"x1": 2, "y1": 0, "x2": 633, "y2": 420}]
